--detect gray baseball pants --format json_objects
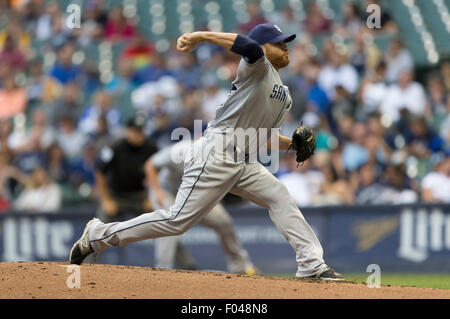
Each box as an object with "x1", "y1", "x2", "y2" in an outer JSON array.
[
  {"x1": 153, "y1": 194, "x2": 254, "y2": 273},
  {"x1": 89, "y1": 134, "x2": 328, "y2": 277}
]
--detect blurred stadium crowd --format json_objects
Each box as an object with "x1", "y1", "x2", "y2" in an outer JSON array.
[{"x1": 0, "y1": 0, "x2": 449, "y2": 213}]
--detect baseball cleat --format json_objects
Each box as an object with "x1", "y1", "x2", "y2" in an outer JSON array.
[
  {"x1": 69, "y1": 218, "x2": 99, "y2": 265},
  {"x1": 300, "y1": 267, "x2": 344, "y2": 281}
]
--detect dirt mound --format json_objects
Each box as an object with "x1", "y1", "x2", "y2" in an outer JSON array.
[{"x1": 0, "y1": 262, "x2": 449, "y2": 299}]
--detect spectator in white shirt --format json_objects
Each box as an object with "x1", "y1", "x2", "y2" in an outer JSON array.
[
  {"x1": 200, "y1": 75, "x2": 228, "y2": 122},
  {"x1": 7, "y1": 108, "x2": 56, "y2": 156},
  {"x1": 35, "y1": 1, "x2": 61, "y2": 41},
  {"x1": 380, "y1": 70, "x2": 426, "y2": 122},
  {"x1": 384, "y1": 38, "x2": 414, "y2": 84},
  {"x1": 318, "y1": 46, "x2": 359, "y2": 100},
  {"x1": 57, "y1": 116, "x2": 87, "y2": 161},
  {"x1": 13, "y1": 165, "x2": 62, "y2": 213},
  {"x1": 359, "y1": 61, "x2": 388, "y2": 117},
  {"x1": 421, "y1": 155, "x2": 450, "y2": 203},
  {"x1": 279, "y1": 153, "x2": 325, "y2": 207}
]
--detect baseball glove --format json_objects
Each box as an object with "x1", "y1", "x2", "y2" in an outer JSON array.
[{"x1": 290, "y1": 125, "x2": 316, "y2": 165}]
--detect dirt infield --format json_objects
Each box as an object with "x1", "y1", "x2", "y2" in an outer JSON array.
[{"x1": 1, "y1": 262, "x2": 449, "y2": 299}]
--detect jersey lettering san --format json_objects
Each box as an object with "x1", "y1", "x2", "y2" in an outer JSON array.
[{"x1": 269, "y1": 84, "x2": 287, "y2": 104}]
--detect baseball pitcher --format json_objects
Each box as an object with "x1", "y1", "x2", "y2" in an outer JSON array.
[{"x1": 70, "y1": 24, "x2": 343, "y2": 280}]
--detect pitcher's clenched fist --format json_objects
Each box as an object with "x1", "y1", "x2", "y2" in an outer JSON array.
[
  {"x1": 176, "y1": 32, "x2": 202, "y2": 52},
  {"x1": 177, "y1": 32, "x2": 237, "y2": 53}
]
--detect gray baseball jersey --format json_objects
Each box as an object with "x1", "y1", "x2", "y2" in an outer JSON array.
[
  {"x1": 88, "y1": 55, "x2": 329, "y2": 278},
  {"x1": 207, "y1": 56, "x2": 292, "y2": 153}
]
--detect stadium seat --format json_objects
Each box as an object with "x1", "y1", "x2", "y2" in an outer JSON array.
[
  {"x1": 384, "y1": 0, "x2": 431, "y2": 66},
  {"x1": 415, "y1": 0, "x2": 450, "y2": 56}
]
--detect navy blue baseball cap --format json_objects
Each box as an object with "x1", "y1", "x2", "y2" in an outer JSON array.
[{"x1": 248, "y1": 23, "x2": 296, "y2": 45}]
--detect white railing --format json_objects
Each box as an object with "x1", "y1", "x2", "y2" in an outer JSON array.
[{"x1": 402, "y1": 0, "x2": 439, "y2": 64}]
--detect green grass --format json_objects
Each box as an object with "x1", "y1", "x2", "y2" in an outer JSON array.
[
  {"x1": 344, "y1": 273, "x2": 450, "y2": 290},
  {"x1": 268, "y1": 273, "x2": 450, "y2": 289}
]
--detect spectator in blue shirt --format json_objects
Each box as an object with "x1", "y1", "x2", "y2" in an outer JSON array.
[
  {"x1": 49, "y1": 43, "x2": 82, "y2": 85},
  {"x1": 78, "y1": 90, "x2": 122, "y2": 136},
  {"x1": 132, "y1": 52, "x2": 173, "y2": 86},
  {"x1": 405, "y1": 116, "x2": 444, "y2": 158}
]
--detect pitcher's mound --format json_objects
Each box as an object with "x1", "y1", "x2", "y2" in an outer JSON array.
[{"x1": 1, "y1": 262, "x2": 449, "y2": 299}]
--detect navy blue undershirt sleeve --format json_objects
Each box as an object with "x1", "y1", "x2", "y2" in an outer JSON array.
[{"x1": 230, "y1": 34, "x2": 264, "y2": 64}]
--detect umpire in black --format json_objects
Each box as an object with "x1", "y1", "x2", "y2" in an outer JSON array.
[
  {"x1": 95, "y1": 115, "x2": 158, "y2": 222},
  {"x1": 93, "y1": 115, "x2": 197, "y2": 268}
]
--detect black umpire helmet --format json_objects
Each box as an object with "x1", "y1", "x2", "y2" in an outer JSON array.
[{"x1": 126, "y1": 114, "x2": 147, "y2": 130}]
